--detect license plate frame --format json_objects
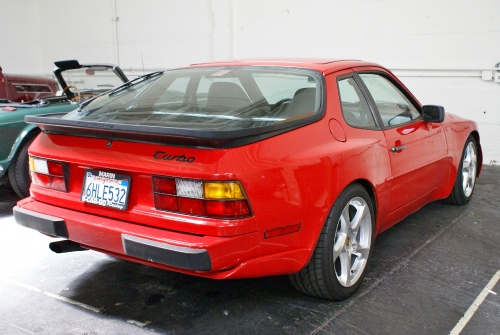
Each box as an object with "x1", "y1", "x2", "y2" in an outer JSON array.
[{"x1": 81, "y1": 169, "x2": 131, "y2": 210}]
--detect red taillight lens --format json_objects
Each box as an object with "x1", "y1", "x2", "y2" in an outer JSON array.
[
  {"x1": 178, "y1": 197, "x2": 205, "y2": 216},
  {"x1": 30, "y1": 172, "x2": 67, "y2": 192},
  {"x1": 47, "y1": 161, "x2": 64, "y2": 176},
  {"x1": 205, "y1": 200, "x2": 250, "y2": 218},
  {"x1": 30, "y1": 171, "x2": 50, "y2": 186},
  {"x1": 29, "y1": 156, "x2": 68, "y2": 192},
  {"x1": 49, "y1": 175, "x2": 67, "y2": 192},
  {"x1": 154, "y1": 194, "x2": 178, "y2": 212},
  {"x1": 153, "y1": 177, "x2": 176, "y2": 194},
  {"x1": 152, "y1": 176, "x2": 252, "y2": 219}
]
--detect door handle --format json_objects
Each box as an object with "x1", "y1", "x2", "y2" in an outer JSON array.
[{"x1": 391, "y1": 144, "x2": 406, "y2": 153}]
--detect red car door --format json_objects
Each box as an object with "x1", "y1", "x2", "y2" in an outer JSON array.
[{"x1": 358, "y1": 73, "x2": 448, "y2": 222}]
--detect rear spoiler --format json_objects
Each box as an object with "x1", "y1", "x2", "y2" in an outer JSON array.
[{"x1": 25, "y1": 113, "x2": 305, "y2": 149}]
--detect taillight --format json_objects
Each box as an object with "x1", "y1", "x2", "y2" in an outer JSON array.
[
  {"x1": 29, "y1": 156, "x2": 68, "y2": 192},
  {"x1": 152, "y1": 176, "x2": 251, "y2": 219}
]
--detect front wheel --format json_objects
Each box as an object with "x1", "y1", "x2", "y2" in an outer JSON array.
[
  {"x1": 289, "y1": 183, "x2": 375, "y2": 300},
  {"x1": 446, "y1": 135, "x2": 478, "y2": 205}
]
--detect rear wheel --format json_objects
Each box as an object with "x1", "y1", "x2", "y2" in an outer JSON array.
[
  {"x1": 8, "y1": 132, "x2": 38, "y2": 198},
  {"x1": 289, "y1": 183, "x2": 375, "y2": 300},
  {"x1": 446, "y1": 135, "x2": 478, "y2": 205}
]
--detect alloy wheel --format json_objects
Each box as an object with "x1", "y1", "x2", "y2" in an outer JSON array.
[
  {"x1": 333, "y1": 196, "x2": 372, "y2": 287},
  {"x1": 462, "y1": 141, "x2": 477, "y2": 197}
]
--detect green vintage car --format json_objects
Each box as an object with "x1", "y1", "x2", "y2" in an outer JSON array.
[{"x1": 0, "y1": 60, "x2": 128, "y2": 198}]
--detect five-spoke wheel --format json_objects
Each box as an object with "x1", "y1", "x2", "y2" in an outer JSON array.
[
  {"x1": 462, "y1": 140, "x2": 477, "y2": 198},
  {"x1": 333, "y1": 196, "x2": 372, "y2": 288},
  {"x1": 446, "y1": 135, "x2": 478, "y2": 205},
  {"x1": 289, "y1": 183, "x2": 374, "y2": 300}
]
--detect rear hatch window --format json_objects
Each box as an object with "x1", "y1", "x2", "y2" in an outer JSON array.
[{"x1": 57, "y1": 66, "x2": 325, "y2": 147}]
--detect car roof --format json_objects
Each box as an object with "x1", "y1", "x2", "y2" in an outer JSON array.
[{"x1": 188, "y1": 58, "x2": 385, "y2": 74}]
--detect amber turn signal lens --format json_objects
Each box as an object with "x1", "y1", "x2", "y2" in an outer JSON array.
[{"x1": 203, "y1": 182, "x2": 245, "y2": 199}]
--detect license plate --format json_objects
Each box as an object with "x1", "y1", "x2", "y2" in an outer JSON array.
[{"x1": 81, "y1": 169, "x2": 131, "y2": 210}]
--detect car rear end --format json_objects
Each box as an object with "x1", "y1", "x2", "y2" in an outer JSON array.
[{"x1": 15, "y1": 63, "x2": 329, "y2": 279}]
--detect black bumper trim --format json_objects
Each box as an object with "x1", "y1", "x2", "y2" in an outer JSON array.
[
  {"x1": 122, "y1": 234, "x2": 212, "y2": 271},
  {"x1": 13, "y1": 206, "x2": 68, "y2": 238}
]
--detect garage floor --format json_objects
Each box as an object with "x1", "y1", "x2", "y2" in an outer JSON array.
[{"x1": 0, "y1": 166, "x2": 499, "y2": 335}]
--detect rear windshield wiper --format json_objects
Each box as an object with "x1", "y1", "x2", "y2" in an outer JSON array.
[
  {"x1": 77, "y1": 71, "x2": 164, "y2": 113},
  {"x1": 108, "y1": 71, "x2": 164, "y2": 96}
]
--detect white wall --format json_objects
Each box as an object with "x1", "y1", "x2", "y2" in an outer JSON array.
[{"x1": 1, "y1": 0, "x2": 499, "y2": 163}]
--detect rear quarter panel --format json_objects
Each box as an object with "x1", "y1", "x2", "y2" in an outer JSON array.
[{"x1": 215, "y1": 71, "x2": 392, "y2": 262}]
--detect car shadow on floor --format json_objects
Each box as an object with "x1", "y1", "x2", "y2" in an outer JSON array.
[
  {"x1": 60, "y1": 257, "x2": 325, "y2": 334},
  {"x1": 57, "y1": 198, "x2": 470, "y2": 334}
]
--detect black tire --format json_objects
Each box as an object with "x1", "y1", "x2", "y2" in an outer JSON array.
[
  {"x1": 289, "y1": 183, "x2": 375, "y2": 300},
  {"x1": 8, "y1": 131, "x2": 39, "y2": 198},
  {"x1": 445, "y1": 135, "x2": 478, "y2": 205}
]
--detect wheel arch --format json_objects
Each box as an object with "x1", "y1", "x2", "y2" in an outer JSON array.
[
  {"x1": 310, "y1": 177, "x2": 378, "y2": 250},
  {"x1": 289, "y1": 178, "x2": 378, "y2": 300},
  {"x1": 347, "y1": 178, "x2": 379, "y2": 236},
  {"x1": 470, "y1": 130, "x2": 483, "y2": 176},
  {"x1": 6, "y1": 125, "x2": 40, "y2": 174},
  {"x1": 352, "y1": 179, "x2": 377, "y2": 215}
]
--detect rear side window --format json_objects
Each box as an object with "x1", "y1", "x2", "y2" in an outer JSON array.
[
  {"x1": 359, "y1": 74, "x2": 420, "y2": 127},
  {"x1": 67, "y1": 66, "x2": 324, "y2": 131},
  {"x1": 338, "y1": 77, "x2": 376, "y2": 128}
]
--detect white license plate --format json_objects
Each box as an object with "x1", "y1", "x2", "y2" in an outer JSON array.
[{"x1": 81, "y1": 169, "x2": 131, "y2": 210}]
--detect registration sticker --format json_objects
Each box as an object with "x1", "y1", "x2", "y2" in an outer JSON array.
[{"x1": 81, "y1": 169, "x2": 131, "y2": 210}]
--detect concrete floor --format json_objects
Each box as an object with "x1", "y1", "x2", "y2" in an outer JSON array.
[{"x1": 0, "y1": 166, "x2": 499, "y2": 335}]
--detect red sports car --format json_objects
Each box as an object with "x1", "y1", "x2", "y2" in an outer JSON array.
[{"x1": 14, "y1": 59, "x2": 481, "y2": 300}]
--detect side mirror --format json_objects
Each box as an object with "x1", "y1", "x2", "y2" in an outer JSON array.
[{"x1": 422, "y1": 105, "x2": 445, "y2": 123}]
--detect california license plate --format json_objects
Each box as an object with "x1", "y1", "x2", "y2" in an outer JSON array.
[{"x1": 81, "y1": 169, "x2": 131, "y2": 210}]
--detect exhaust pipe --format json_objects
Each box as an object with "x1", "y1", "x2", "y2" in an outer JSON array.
[{"x1": 49, "y1": 240, "x2": 87, "y2": 253}]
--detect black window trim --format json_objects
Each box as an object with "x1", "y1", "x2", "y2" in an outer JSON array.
[
  {"x1": 353, "y1": 71, "x2": 422, "y2": 130},
  {"x1": 336, "y1": 73, "x2": 381, "y2": 131}
]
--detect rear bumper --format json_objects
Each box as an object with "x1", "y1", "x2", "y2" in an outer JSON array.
[
  {"x1": 14, "y1": 205, "x2": 212, "y2": 271},
  {"x1": 14, "y1": 206, "x2": 69, "y2": 238},
  {"x1": 13, "y1": 199, "x2": 262, "y2": 276}
]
